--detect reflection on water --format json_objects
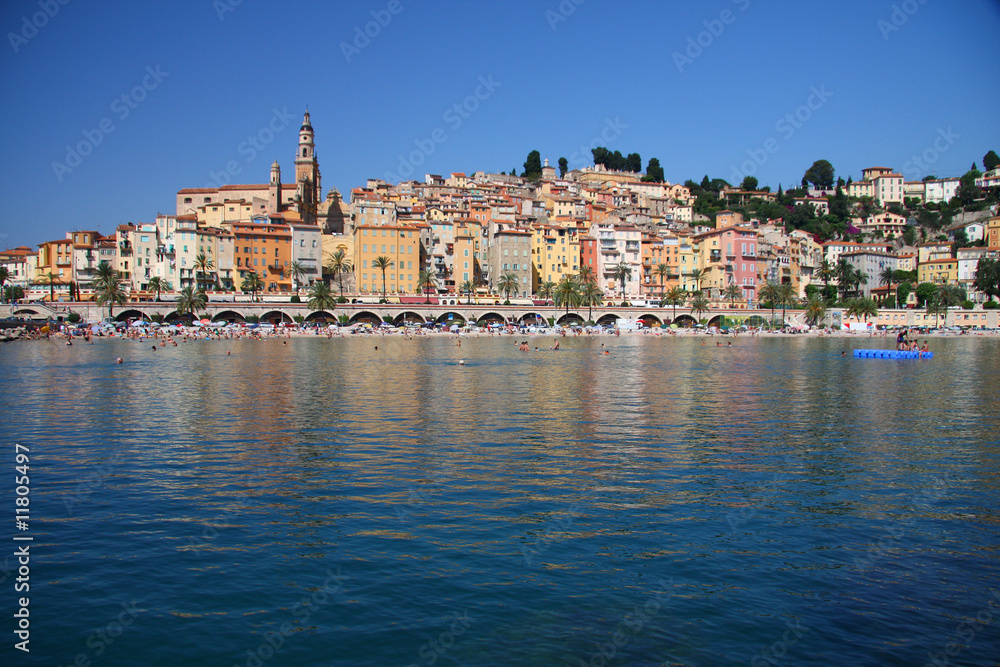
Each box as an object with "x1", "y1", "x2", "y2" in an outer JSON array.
[{"x1": 2, "y1": 335, "x2": 999, "y2": 666}]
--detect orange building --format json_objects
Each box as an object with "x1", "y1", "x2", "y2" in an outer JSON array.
[
  {"x1": 354, "y1": 224, "x2": 421, "y2": 295},
  {"x1": 232, "y1": 219, "x2": 292, "y2": 293}
]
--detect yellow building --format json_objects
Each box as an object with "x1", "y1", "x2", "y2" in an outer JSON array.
[
  {"x1": 531, "y1": 224, "x2": 579, "y2": 290},
  {"x1": 917, "y1": 258, "x2": 958, "y2": 285},
  {"x1": 354, "y1": 224, "x2": 420, "y2": 295},
  {"x1": 453, "y1": 219, "x2": 482, "y2": 288}
]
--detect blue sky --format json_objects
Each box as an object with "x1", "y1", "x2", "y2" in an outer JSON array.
[{"x1": 1, "y1": 0, "x2": 998, "y2": 249}]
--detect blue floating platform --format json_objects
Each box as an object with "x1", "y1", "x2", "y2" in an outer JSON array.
[{"x1": 853, "y1": 349, "x2": 932, "y2": 359}]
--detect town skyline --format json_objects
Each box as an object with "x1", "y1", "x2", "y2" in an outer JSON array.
[{"x1": 2, "y1": 0, "x2": 999, "y2": 249}]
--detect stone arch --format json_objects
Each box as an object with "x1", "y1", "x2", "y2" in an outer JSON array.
[
  {"x1": 393, "y1": 312, "x2": 426, "y2": 325},
  {"x1": 596, "y1": 313, "x2": 619, "y2": 327},
  {"x1": 637, "y1": 313, "x2": 663, "y2": 327},
  {"x1": 115, "y1": 309, "x2": 146, "y2": 322},
  {"x1": 476, "y1": 312, "x2": 506, "y2": 326},
  {"x1": 673, "y1": 314, "x2": 697, "y2": 327},
  {"x1": 435, "y1": 312, "x2": 465, "y2": 325},
  {"x1": 164, "y1": 310, "x2": 193, "y2": 323},
  {"x1": 348, "y1": 311, "x2": 382, "y2": 325},
  {"x1": 707, "y1": 315, "x2": 725, "y2": 328},
  {"x1": 518, "y1": 312, "x2": 545, "y2": 325},
  {"x1": 556, "y1": 312, "x2": 584, "y2": 326},
  {"x1": 12, "y1": 308, "x2": 41, "y2": 316},
  {"x1": 746, "y1": 315, "x2": 767, "y2": 327},
  {"x1": 213, "y1": 310, "x2": 246, "y2": 323},
  {"x1": 305, "y1": 310, "x2": 336, "y2": 323},
  {"x1": 260, "y1": 310, "x2": 293, "y2": 324}
]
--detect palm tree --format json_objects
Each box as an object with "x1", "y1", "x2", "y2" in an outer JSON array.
[
  {"x1": 724, "y1": 282, "x2": 742, "y2": 308},
  {"x1": 307, "y1": 280, "x2": 336, "y2": 311},
  {"x1": 817, "y1": 259, "x2": 834, "y2": 291},
  {"x1": 936, "y1": 283, "x2": 966, "y2": 326},
  {"x1": 537, "y1": 280, "x2": 556, "y2": 324},
  {"x1": 325, "y1": 249, "x2": 353, "y2": 299},
  {"x1": 689, "y1": 267, "x2": 706, "y2": 293},
  {"x1": 0, "y1": 267, "x2": 8, "y2": 300},
  {"x1": 580, "y1": 279, "x2": 603, "y2": 324},
  {"x1": 146, "y1": 276, "x2": 170, "y2": 302},
  {"x1": 176, "y1": 285, "x2": 207, "y2": 319},
  {"x1": 40, "y1": 271, "x2": 59, "y2": 302},
  {"x1": 3, "y1": 285, "x2": 25, "y2": 304},
  {"x1": 289, "y1": 260, "x2": 308, "y2": 296},
  {"x1": 662, "y1": 286, "x2": 687, "y2": 324},
  {"x1": 653, "y1": 263, "x2": 671, "y2": 298},
  {"x1": 924, "y1": 294, "x2": 946, "y2": 328},
  {"x1": 611, "y1": 261, "x2": 632, "y2": 305},
  {"x1": 778, "y1": 282, "x2": 795, "y2": 329},
  {"x1": 835, "y1": 257, "x2": 854, "y2": 301},
  {"x1": 878, "y1": 266, "x2": 895, "y2": 306},
  {"x1": 497, "y1": 272, "x2": 518, "y2": 303},
  {"x1": 804, "y1": 294, "x2": 826, "y2": 327},
  {"x1": 758, "y1": 279, "x2": 780, "y2": 328},
  {"x1": 241, "y1": 271, "x2": 264, "y2": 302},
  {"x1": 537, "y1": 280, "x2": 556, "y2": 303},
  {"x1": 578, "y1": 266, "x2": 596, "y2": 286},
  {"x1": 193, "y1": 252, "x2": 215, "y2": 291},
  {"x1": 553, "y1": 275, "x2": 580, "y2": 321},
  {"x1": 372, "y1": 256, "x2": 393, "y2": 300},
  {"x1": 95, "y1": 270, "x2": 127, "y2": 319},
  {"x1": 689, "y1": 292, "x2": 710, "y2": 324},
  {"x1": 846, "y1": 296, "x2": 878, "y2": 323},
  {"x1": 459, "y1": 279, "x2": 475, "y2": 305},
  {"x1": 417, "y1": 269, "x2": 437, "y2": 303}
]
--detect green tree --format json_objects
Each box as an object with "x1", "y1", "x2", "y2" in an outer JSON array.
[
  {"x1": 937, "y1": 283, "x2": 966, "y2": 323},
  {"x1": 94, "y1": 269, "x2": 127, "y2": 319},
  {"x1": 662, "y1": 286, "x2": 687, "y2": 323},
  {"x1": 325, "y1": 249, "x2": 353, "y2": 299},
  {"x1": 3, "y1": 285, "x2": 25, "y2": 303},
  {"x1": 611, "y1": 262, "x2": 632, "y2": 304},
  {"x1": 459, "y1": 279, "x2": 475, "y2": 305},
  {"x1": 146, "y1": 276, "x2": 170, "y2": 302},
  {"x1": 537, "y1": 280, "x2": 556, "y2": 303},
  {"x1": 522, "y1": 150, "x2": 542, "y2": 179},
  {"x1": 625, "y1": 152, "x2": 642, "y2": 173},
  {"x1": 193, "y1": 252, "x2": 215, "y2": 291},
  {"x1": 289, "y1": 260, "x2": 308, "y2": 296},
  {"x1": 689, "y1": 292, "x2": 710, "y2": 323},
  {"x1": 241, "y1": 272, "x2": 264, "y2": 302},
  {"x1": 0, "y1": 267, "x2": 8, "y2": 299},
  {"x1": 580, "y1": 279, "x2": 603, "y2": 324},
  {"x1": 778, "y1": 282, "x2": 796, "y2": 327},
  {"x1": 558, "y1": 157, "x2": 568, "y2": 178},
  {"x1": 846, "y1": 296, "x2": 878, "y2": 323},
  {"x1": 878, "y1": 266, "x2": 895, "y2": 304},
  {"x1": 688, "y1": 267, "x2": 705, "y2": 293},
  {"x1": 804, "y1": 294, "x2": 826, "y2": 327},
  {"x1": 984, "y1": 150, "x2": 1000, "y2": 172},
  {"x1": 176, "y1": 285, "x2": 207, "y2": 318},
  {"x1": 39, "y1": 271, "x2": 59, "y2": 302},
  {"x1": 372, "y1": 256, "x2": 393, "y2": 300},
  {"x1": 974, "y1": 257, "x2": 1000, "y2": 302},
  {"x1": 758, "y1": 280, "x2": 780, "y2": 327},
  {"x1": 553, "y1": 275, "x2": 580, "y2": 320},
  {"x1": 724, "y1": 282, "x2": 742, "y2": 308},
  {"x1": 740, "y1": 176, "x2": 758, "y2": 191},
  {"x1": 307, "y1": 280, "x2": 336, "y2": 311},
  {"x1": 914, "y1": 282, "x2": 938, "y2": 307},
  {"x1": 803, "y1": 159, "x2": 835, "y2": 189},
  {"x1": 643, "y1": 158, "x2": 664, "y2": 183},
  {"x1": 924, "y1": 294, "x2": 946, "y2": 328},
  {"x1": 417, "y1": 269, "x2": 437, "y2": 303},
  {"x1": 653, "y1": 263, "x2": 671, "y2": 297},
  {"x1": 497, "y1": 272, "x2": 518, "y2": 303},
  {"x1": 896, "y1": 281, "x2": 912, "y2": 307}
]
